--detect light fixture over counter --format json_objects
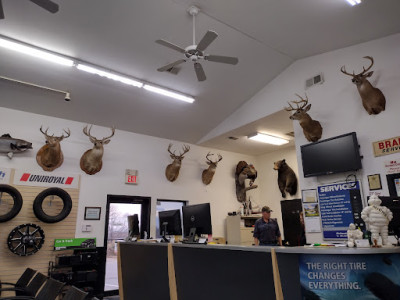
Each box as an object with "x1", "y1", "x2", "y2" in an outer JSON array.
[
  {"x1": 248, "y1": 132, "x2": 289, "y2": 145},
  {"x1": 0, "y1": 35, "x2": 195, "y2": 104}
]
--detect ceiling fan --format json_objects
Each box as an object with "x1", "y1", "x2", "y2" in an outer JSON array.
[
  {"x1": 0, "y1": 0, "x2": 59, "y2": 19},
  {"x1": 156, "y1": 6, "x2": 239, "y2": 82}
]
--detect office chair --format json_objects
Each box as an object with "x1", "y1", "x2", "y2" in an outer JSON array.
[
  {"x1": 0, "y1": 268, "x2": 36, "y2": 296},
  {"x1": 62, "y1": 285, "x2": 88, "y2": 300}
]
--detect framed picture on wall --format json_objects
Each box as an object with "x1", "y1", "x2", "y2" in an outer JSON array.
[
  {"x1": 84, "y1": 207, "x2": 101, "y2": 220},
  {"x1": 302, "y1": 189, "x2": 317, "y2": 203},
  {"x1": 387, "y1": 173, "x2": 400, "y2": 197},
  {"x1": 367, "y1": 174, "x2": 382, "y2": 190}
]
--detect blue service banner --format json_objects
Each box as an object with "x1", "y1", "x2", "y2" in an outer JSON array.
[
  {"x1": 318, "y1": 181, "x2": 360, "y2": 240},
  {"x1": 299, "y1": 254, "x2": 400, "y2": 299}
]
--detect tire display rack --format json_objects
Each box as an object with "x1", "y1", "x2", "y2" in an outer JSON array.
[{"x1": 49, "y1": 248, "x2": 100, "y2": 299}]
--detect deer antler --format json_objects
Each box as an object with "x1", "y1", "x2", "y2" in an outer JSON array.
[
  {"x1": 179, "y1": 144, "x2": 190, "y2": 157},
  {"x1": 285, "y1": 94, "x2": 308, "y2": 111},
  {"x1": 101, "y1": 127, "x2": 115, "y2": 142},
  {"x1": 361, "y1": 56, "x2": 374, "y2": 74},
  {"x1": 167, "y1": 144, "x2": 176, "y2": 156},
  {"x1": 217, "y1": 154, "x2": 223, "y2": 162},
  {"x1": 40, "y1": 126, "x2": 51, "y2": 137},
  {"x1": 206, "y1": 152, "x2": 213, "y2": 163},
  {"x1": 341, "y1": 56, "x2": 374, "y2": 77},
  {"x1": 62, "y1": 128, "x2": 71, "y2": 139}
]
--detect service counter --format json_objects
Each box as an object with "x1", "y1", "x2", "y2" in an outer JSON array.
[{"x1": 118, "y1": 242, "x2": 400, "y2": 300}]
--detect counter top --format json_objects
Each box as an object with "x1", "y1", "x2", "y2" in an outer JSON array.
[{"x1": 119, "y1": 241, "x2": 400, "y2": 254}]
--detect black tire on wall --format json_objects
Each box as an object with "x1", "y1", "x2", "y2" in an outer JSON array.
[
  {"x1": 33, "y1": 188, "x2": 72, "y2": 223},
  {"x1": 0, "y1": 184, "x2": 23, "y2": 222}
]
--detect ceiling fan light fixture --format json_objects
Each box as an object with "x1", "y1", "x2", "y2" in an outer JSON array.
[
  {"x1": 76, "y1": 64, "x2": 143, "y2": 88},
  {"x1": 248, "y1": 133, "x2": 289, "y2": 145},
  {"x1": 143, "y1": 85, "x2": 195, "y2": 103},
  {"x1": 0, "y1": 37, "x2": 74, "y2": 66}
]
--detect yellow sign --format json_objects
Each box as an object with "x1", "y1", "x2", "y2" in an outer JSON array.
[{"x1": 373, "y1": 136, "x2": 400, "y2": 157}]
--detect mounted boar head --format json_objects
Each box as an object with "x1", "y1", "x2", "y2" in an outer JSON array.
[
  {"x1": 285, "y1": 94, "x2": 323, "y2": 142},
  {"x1": 36, "y1": 126, "x2": 70, "y2": 171},
  {"x1": 202, "y1": 152, "x2": 222, "y2": 185},
  {"x1": 165, "y1": 143, "x2": 190, "y2": 182},
  {"x1": 80, "y1": 125, "x2": 115, "y2": 175},
  {"x1": 341, "y1": 56, "x2": 386, "y2": 115}
]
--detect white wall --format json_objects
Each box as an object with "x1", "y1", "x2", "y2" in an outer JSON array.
[
  {"x1": 256, "y1": 147, "x2": 300, "y2": 239},
  {"x1": 200, "y1": 33, "x2": 400, "y2": 242},
  {"x1": 0, "y1": 107, "x2": 260, "y2": 246}
]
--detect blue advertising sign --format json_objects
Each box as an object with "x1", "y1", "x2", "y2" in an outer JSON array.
[
  {"x1": 318, "y1": 181, "x2": 364, "y2": 240},
  {"x1": 299, "y1": 254, "x2": 400, "y2": 299}
]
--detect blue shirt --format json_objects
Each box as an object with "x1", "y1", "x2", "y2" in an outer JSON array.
[{"x1": 253, "y1": 218, "x2": 281, "y2": 245}]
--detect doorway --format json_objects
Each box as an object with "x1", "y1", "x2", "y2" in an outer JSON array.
[{"x1": 103, "y1": 195, "x2": 151, "y2": 297}]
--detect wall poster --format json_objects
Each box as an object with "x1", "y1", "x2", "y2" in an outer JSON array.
[
  {"x1": 299, "y1": 254, "x2": 400, "y2": 299},
  {"x1": 317, "y1": 181, "x2": 364, "y2": 240},
  {"x1": 302, "y1": 189, "x2": 321, "y2": 233}
]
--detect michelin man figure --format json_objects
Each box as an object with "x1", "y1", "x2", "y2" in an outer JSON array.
[
  {"x1": 361, "y1": 194, "x2": 393, "y2": 246},
  {"x1": 347, "y1": 223, "x2": 363, "y2": 247}
]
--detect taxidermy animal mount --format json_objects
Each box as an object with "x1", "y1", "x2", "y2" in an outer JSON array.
[
  {"x1": 80, "y1": 125, "x2": 115, "y2": 175},
  {"x1": 235, "y1": 161, "x2": 258, "y2": 203},
  {"x1": 202, "y1": 152, "x2": 222, "y2": 185},
  {"x1": 341, "y1": 56, "x2": 386, "y2": 115},
  {"x1": 165, "y1": 143, "x2": 190, "y2": 182},
  {"x1": 273, "y1": 159, "x2": 297, "y2": 198},
  {"x1": 0, "y1": 134, "x2": 32, "y2": 159},
  {"x1": 36, "y1": 126, "x2": 70, "y2": 171},
  {"x1": 285, "y1": 94, "x2": 322, "y2": 142}
]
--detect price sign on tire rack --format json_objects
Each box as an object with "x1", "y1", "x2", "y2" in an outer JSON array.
[{"x1": 13, "y1": 169, "x2": 80, "y2": 189}]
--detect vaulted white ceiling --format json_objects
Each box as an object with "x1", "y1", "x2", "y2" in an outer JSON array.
[{"x1": 0, "y1": 0, "x2": 399, "y2": 148}]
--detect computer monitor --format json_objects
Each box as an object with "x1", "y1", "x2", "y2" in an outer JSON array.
[
  {"x1": 182, "y1": 203, "x2": 212, "y2": 243},
  {"x1": 159, "y1": 209, "x2": 182, "y2": 242}
]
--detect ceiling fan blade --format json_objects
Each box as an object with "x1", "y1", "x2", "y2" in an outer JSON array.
[
  {"x1": 196, "y1": 30, "x2": 218, "y2": 52},
  {"x1": 30, "y1": 0, "x2": 59, "y2": 13},
  {"x1": 156, "y1": 39, "x2": 186, "y2": 54},
  {"x1": 194, "y1": 62, "x2": 206, "y2": 82},
  {"x1": 157, "y1": 59, "x2": 186, "y2": 72},
  {"x1": 0, "y1": 0, "x2": 4, "y2": 19},
  {"x1": 205, "y1": 55, "x2": 239, "y2": 65}
]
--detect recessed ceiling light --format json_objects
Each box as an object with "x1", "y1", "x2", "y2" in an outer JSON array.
[
  {"x1": 0, "y1": 36, "x2": 74, "y2": 66},
  {"x1": 248, "y1": 133, "x2": 289, "y2": 145},
  {"x1": 345, "y1": 0, "x2": 361, "y2": 6}
]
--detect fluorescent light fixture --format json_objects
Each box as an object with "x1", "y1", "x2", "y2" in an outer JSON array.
[
  {"x1": 77, "y1": 64, "x2": 143, "y2": 88},
  {"x1": 248, "y1": 133, "x2": 289, "y2": 145},
  {"x1": 345, "y1": 0, "x2": 361, "y2": 6},
  {"x1": 0, "y1": 37, "x2": 74, "y2": 66},
  {"x1": 143, "y1": 84, "x2": 195, "y2": 103}
]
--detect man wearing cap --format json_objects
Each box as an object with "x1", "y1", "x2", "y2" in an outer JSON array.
[{"x1": 253, "y1": 206, "x2": 282, "y2": 246}]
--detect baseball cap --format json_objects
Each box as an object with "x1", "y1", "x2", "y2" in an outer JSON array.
[{"x1": 262, "y1": 206, "x2": 272, "y2": 213}]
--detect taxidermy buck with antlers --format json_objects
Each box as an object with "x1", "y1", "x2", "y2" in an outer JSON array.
[
  {"x1": 285, "y1": 94, "x2": 322, "y2": 142},
  {"x1": 202, "y1": 152, "x2": 223, "y2": 185},
  {"x1": 341, "y1": 56, "x2": 386, "y2": 115},
  {"x1": 36, "y1": 126, "x2": 70, "y2": 171},
  {"x1": 80, "y1": 125, "x2": 115, "y2": 175},
  {"x1": 165, "y1": 144, "x2": 190, "y2": 182}
]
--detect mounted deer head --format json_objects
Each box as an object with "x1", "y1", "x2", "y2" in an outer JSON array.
[
  {"x1": 341, "y1": 56, "x2": 386, "y2": 115},
  {"x1": 165, "y1": 143, "x2": 190, "y2": 182},
  {"x1": 80, "y1": 125, "x2": 115, "y2": 175},
  {"x1": 36, "y1": 126, "x2": 70, "y2": 171},
  {"x1": 285, "y1": 94, "x2": 322, "y2": 142},
  {"x1": 202, "y1": 152, "x2": 223, "y2": 185}
]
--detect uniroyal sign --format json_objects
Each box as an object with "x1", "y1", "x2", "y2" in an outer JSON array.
[
  {"x1": 13, "y1": 169, "x2": 80, "y2": 189},
  {"x1": 372, "y1": 136, "x2": 400, "y2": 157}
]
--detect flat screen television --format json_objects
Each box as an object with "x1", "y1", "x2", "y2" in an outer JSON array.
[{"x1": 301, "y1": 132, "x2": 362, "y2": 177}]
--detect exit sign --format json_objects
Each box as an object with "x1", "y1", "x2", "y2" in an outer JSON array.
[{"x1": 125, "y1": 169, "x2": 138, "y2": 185}]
